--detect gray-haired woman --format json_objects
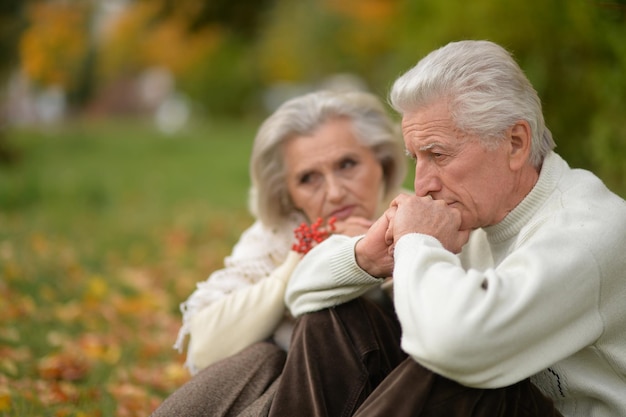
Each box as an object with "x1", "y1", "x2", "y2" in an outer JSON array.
[{"x1": 152, "y1": 89, "x2": 407, "y2": 417}]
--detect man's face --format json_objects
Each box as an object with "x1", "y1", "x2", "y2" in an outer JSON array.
[{"x1": 402, "y1": 99, "x2": 516, "y2": 230}]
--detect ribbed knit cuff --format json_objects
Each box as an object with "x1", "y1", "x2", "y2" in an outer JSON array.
[{"x1": 330, "y1": 235, "x2": 383, "y2": 287}]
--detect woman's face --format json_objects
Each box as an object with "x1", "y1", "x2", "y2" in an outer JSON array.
[{"x1": 283, "y1": 117, "x2": 385, "y2": 222}]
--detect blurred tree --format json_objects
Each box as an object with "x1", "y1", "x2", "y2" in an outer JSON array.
[
  {"x1": 0, "y1": 0, "x2": 26, "y2": 79},
  {"x1": 19, "y1": 2, "x2": 90, "y2": 94},
  {"x1": 153, "y1": 0, "x2": 275, "y2": 37},
  {"x1": 177, "y1": 35, "x2": 260, "y2": 115},
  {"x1": 109, "y1": 0, "x2": 406, "y2": 115},
  {"x1": 99, "y1": 1, "x2": 232, "y2": 112},
  {"x1": 98, "y1": 0, "x2": 227, "y2": 113},
  {"x1": 256, "y1": 0, "x2": 402, "y2": 92},
  {"x1": 0, "y1": 0, "x2": 28, "y2": 165},
  {"x1": 98, "y1": 1, "x2": 155, "y2": 80},
  {"x1": 320, "y1": 0, "x2": 401, "y2": 90},
  {"x1": 144, "y1": 0, "x2": 277, "y2": 115}
]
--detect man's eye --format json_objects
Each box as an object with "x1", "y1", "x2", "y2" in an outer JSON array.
[{"x1": 339, "y1": 158, "x2": 357, "y2": 169}]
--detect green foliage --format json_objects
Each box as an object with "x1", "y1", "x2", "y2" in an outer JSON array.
[
  {"x1": 255, "y1": 0, "x2": 399, "y2": 92},
  {"x1": 0, "y1": 0, "x2": 27, "y2": 77},
  {"x1": 155, "y1": 0, "x2": 275, "y2": 37},
  {"x1": 179, "y1": 36, "x2": 263, "y2": 115}
]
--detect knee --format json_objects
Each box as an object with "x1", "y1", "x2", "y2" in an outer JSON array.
[
  {"x1": 242, "y1": 341, "x2": 286, "y2": 364},
  {"x1": 293, "y1": 298, "x2": 369, "y2": 342}
]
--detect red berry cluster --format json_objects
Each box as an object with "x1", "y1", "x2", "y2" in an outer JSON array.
[{"x1": 292, "y1": 217, "x2": 337, "y2": 254}]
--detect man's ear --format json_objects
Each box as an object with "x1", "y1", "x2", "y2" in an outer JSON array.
[{"x1": 508, "y1": 120, "x2": 532, "y2": 171}]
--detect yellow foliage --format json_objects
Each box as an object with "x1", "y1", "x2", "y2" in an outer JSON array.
[
  {"x1": 258, "y1": 33, "x2": 302, "y2": 82},
  {"x1": 257, "y1": 0, "x2": 402, "y2": 84},
  {"x1": 324, "y1": 0, "x2": 399, "y2": 22},
  {"x1": 256, "y1": 2, "x2": 311, "y2": 82},
  {"x1": 84, "y1": 275, "x2": 109, "y2": 303},
  {"x1": 19, "y1": 3, "x2": 89, "y2": 89},
  {"x1": 98, "y1": 1, "x2": 157, "y2": 79},
  {"x1": 142, "y1": 21, "x2": 221, "y2": 77},
  {"x1": 79, "y1": 333, "x2": 122, "y2": 364},
  {"x1": 99, "y1": 1, "x2": 222, "y2": 80},
  {"x1": 0, "y1": 386, "x2": 11, "y2": 412}
]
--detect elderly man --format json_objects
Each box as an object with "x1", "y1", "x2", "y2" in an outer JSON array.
[{"x1": 266, "y1": 40, "x2": 626, "y2": 417}]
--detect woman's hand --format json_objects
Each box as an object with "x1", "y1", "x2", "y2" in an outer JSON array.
[
  {"x1": 293, "y1": 215, "x2": 376, "y2": 258},
  {"x1": 353, "y1": 211, "x2": 395, "y2": 278},
  {"x1": 332, "y1": 216, "x2": 374, "y2": 237}
]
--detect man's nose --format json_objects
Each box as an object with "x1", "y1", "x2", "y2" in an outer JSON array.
[{"x1": 413, "y1": 162, "x2": 440, "y2": 196}]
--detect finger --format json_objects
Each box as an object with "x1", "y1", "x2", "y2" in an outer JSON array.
[
  {"x1": 390, "y1": 193, "x2": 409, "y2": 208},
  {"x1": 454, "y1": 229, "x2": 471, "y2": 253},
  {"x1": 385, "y1": 219, "x2": 394, "y2": 244},
  {"x1": 343, "y1": 216, "x2": 374, "y2": 228},
  {"x1": 384, "y1": 206, "x2": 398, "y2": 244}
]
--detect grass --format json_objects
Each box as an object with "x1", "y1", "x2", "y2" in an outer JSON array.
[{"x1": 0, "y1": 117, "x2": 259, "y2": 416}]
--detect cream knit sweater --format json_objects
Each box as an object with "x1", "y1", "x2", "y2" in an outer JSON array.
[
  {"x1": 286, "y1": 152, "x2": 626, "y2": 417},
  {"x1": 175, "y1": 215, "x2": 303, "y2": 374}
]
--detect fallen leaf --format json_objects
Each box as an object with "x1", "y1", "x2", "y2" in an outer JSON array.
[{"x1": 38, "y1": 351, "x2": 90, "y2": 381}]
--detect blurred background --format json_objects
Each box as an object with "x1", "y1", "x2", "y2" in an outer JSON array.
[
  {"x1": 1, "y1": 0, "x2": 625, "y2": 416},
  {"x1": 1, "y1": 0, "x2": 625, "y2": 177}
]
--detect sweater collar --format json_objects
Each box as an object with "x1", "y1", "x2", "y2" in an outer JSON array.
[{"x1": 484, "y1": 151, "x2": 565, "y2": 243}]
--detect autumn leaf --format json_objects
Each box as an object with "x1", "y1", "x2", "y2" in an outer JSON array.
[
  {"x1": 38, "y1": 351, "x2": 90, "y2": 381},
  {"x1": 0, "y1": 385, "x2": 11, "y2": 413}
]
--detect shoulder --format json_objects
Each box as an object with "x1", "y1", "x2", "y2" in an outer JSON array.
[{"x1": 231, "y1": 216, "x2": 301, "y2": 264}]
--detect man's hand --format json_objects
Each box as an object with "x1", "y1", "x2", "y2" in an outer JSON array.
[{"x1": 389, "y1": 194, "x2": 469, "y2": 254}]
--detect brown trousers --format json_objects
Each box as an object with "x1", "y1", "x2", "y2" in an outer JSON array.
[
  {"x1": 151, "y1": 342, "x2": 286, "y2": 417},
  {"x1": 268, "y1": 297, "x2": 564, "y2": 417}
]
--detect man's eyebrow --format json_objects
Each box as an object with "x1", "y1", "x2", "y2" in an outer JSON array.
[{"x1": 418, "y1": 142, "x2": 443, "y2": 152}]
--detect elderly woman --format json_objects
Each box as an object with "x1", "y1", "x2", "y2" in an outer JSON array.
[{"x1": 152, "y1": 89, "x2": 407, "y2": 417}]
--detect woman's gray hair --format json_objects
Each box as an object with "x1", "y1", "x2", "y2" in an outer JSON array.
[
  {"x1": 389, "y1": 40, "x2": 555, "y2": 168},
  {"x1": 249, "y1": 89, "x2": 407, "y2": 228}
]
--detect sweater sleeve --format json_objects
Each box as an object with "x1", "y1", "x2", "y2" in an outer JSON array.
[
  {"x1": 286, "y1": 234, "x2": 382, "y2": 317},
  {"x1": 392, "y1": 230, "x2": 603, "y2": 388},
  {"x1": 186, "y1": 251, "x2": 301, "y2": 372}
]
